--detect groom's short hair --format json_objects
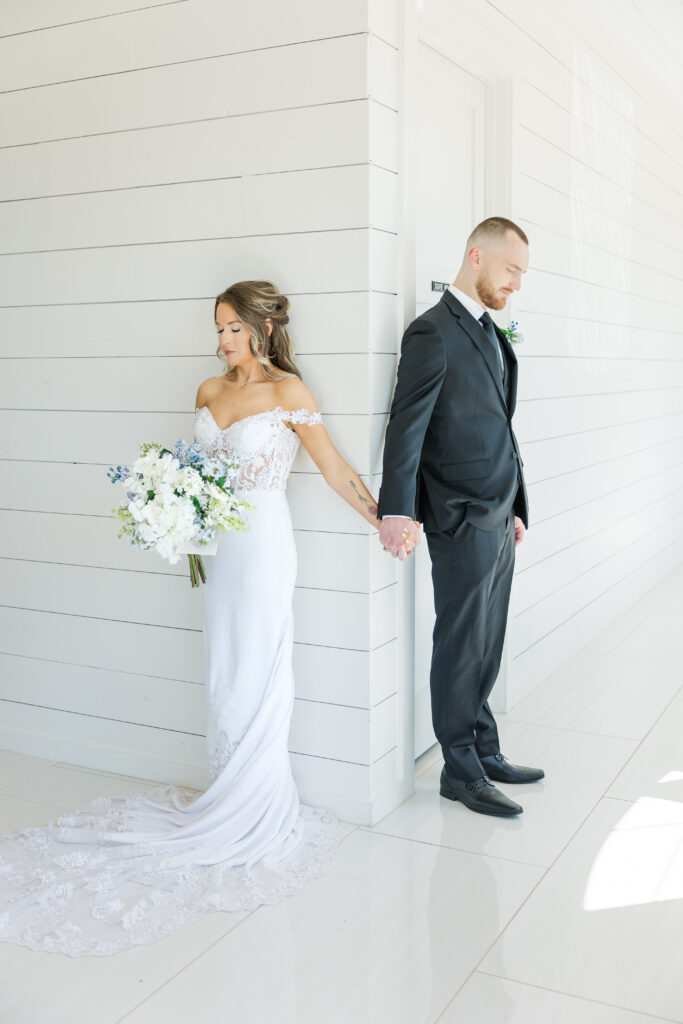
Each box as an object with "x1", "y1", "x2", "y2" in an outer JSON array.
[{"x1": 467, "y1": 217, "x2": 529, "y2": 249}]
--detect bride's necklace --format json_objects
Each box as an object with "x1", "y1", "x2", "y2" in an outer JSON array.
[{"x1": 238, "y1": 375, "x2": 263, "y2": 388}]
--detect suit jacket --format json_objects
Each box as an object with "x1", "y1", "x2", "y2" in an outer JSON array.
[{"x1": 377, "y1": 289, "x2": 529, "y2": 534}]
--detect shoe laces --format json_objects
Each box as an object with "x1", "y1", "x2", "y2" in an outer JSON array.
[{"x1": 466, "y1": 776, "x2": 495, "y2": 794}]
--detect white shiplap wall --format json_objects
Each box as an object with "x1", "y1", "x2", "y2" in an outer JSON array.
[
  {"x1": 0, "y1": 0, "x2": 403, "y2": 824},
  {"x1": 4, "y1": 0, "x2": 681, "y2": 823},
  {"x1": 502, "y1": 0, "x2": 683, "y2": 702},
  {"x1": 405, "y1": 0, "x2": 683, "y2": 707}
]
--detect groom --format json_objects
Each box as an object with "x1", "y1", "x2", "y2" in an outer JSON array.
[{"x1": 378, "y1": 216, "x2": 544, "y2": 818}]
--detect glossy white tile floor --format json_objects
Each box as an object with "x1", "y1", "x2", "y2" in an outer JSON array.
[{"x1": 1, "y1": 566, "x2": 683, "y2": 1023}]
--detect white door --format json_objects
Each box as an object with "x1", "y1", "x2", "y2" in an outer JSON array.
[{"x1": 413, "y1": 41, "x2": 487, "y2": 757}]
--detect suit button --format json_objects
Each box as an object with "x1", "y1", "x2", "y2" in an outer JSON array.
[{"x1": 511, "y1": 451, "x2": 518, "y2": 460}]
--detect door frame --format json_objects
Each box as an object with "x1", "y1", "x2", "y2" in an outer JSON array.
[{"x1": 395, "y1": 0, "x2": 520, "y2": 777}]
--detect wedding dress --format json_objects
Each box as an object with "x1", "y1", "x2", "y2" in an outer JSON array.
[{"x1": 0, "y1": 405, "x2": 339, "y2": 957}]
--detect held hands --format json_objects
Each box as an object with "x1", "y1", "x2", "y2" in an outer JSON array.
[
  {"x1": 378, "y1": 517, "x2": 422, "y2": 560},
  {"x1": 379, "y1": 516, "x2": 524, "y2": 556}
]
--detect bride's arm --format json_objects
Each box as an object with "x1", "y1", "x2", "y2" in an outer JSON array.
[{"x1": 279, "y1": 378, "x2": 417, "y2": 549}]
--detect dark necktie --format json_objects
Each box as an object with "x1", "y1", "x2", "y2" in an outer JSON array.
[{"x1": 479, "y1": 311, "x2": 506, "y2": 385}]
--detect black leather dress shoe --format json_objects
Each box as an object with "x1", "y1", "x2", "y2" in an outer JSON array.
[
  {"x1": 439, "y1": 768, "x2": 523, "y2": 817},
  {"x1": 479, "y1": 753, "x2": 545, "y2": 784}
]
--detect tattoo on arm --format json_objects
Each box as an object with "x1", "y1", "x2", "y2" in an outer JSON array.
[{"x1": 350, "y1": 479, "x2": 376, "y2": 515}]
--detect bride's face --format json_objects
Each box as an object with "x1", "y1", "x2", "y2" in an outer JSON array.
[{"x1": 215, "y1": 302, "x2": 253, "y2": 367}]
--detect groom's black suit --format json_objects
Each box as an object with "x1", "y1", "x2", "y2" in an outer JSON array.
[{"x1": 378, "y1": 289, "x2": 529, "y2": 783}]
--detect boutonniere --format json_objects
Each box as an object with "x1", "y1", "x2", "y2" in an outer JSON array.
[{"x1": 499, "y1": 320, "x2": 524, "y2": 345}]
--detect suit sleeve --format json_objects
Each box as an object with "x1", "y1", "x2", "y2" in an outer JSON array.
[
  {"x1": 510, "y1": 428, "x2": 529, "y2": 529},
  {"x1": 513, "y1": 473, "x2": 529, "y2": 529},
  {"x1": 377, "y1": 321, "x2": 447, "y2": 520}
]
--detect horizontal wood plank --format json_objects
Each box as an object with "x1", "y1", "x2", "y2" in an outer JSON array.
[
  {"x1": 0, "y1": 35, "x2": 368, "y2": 147},
  {"x1": 0, "y1": 0, "x2": 368, "y2": 94},
  {"x1": 0, "y1": 230, "x2": 384, "y2": 306},
  {"x1": 0, "y1": 291, "x2": 399, "y2": 358},
  {"x1": 0, "y1": 352, "x2": 397, "y2": 415}
]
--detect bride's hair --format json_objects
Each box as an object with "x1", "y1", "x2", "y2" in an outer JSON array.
[{"x1": 214, "y1": 280, "x2": 301, "y2": 381}]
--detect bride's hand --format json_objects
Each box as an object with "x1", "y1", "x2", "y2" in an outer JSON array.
[
  {"x1": 387, "y1": 521, "x2": 421, "y2": 559},
  {"x1": 403, "y1": 521, "x2": 421, "y2": 556}
]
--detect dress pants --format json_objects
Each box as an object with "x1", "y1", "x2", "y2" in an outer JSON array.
[{"x1": 426, "y1": 509, "x2": 515, "y2": 783}]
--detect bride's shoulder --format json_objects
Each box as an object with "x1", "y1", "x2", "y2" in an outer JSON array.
[
  {"x1": 272, "y1": 374, "x2": 321, "y2": 421},
  {"x1": 274, "y1": 373, "x2": 318, "y2": 413},
  {"x1": 195, "y1": 375, "x2": 224, "y2": 409}
]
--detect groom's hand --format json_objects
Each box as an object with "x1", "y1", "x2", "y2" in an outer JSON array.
[
  {"x1": 379, "y1": 517, "x2": 422, "y2": 559},
  {"x1": 514, "y1": 516, "x2": 526, "y2": 547}
]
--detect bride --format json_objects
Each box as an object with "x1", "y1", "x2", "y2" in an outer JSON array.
[{"x1": 0, "y1": 280, "x2": 416, "y2": 957}]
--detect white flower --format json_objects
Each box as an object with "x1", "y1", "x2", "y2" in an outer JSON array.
[{"x1": 111, "y1": 437, "x2": 250, "y2": 568}]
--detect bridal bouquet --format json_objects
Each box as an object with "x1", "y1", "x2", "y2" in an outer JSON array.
[{"x1": 107, "y1": 439, "x2": 249, "y2": 587}]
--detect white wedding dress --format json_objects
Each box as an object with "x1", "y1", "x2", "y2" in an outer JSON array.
[{"x1": 0, "y1": 405, "x2": 339, "y2": 957}]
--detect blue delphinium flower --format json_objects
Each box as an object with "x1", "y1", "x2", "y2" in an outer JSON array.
[{"x1": 107, "y1": 464, "x2": 128, "y2": 484}]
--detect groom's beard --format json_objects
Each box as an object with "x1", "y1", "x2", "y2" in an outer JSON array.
[{"x1": 475, "y1": 272, "x2": 508, "y2": 311}]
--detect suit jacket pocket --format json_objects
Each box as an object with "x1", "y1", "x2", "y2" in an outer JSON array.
[{"x1": 441, "y1": 457, "x2": 491, "y2": 481}]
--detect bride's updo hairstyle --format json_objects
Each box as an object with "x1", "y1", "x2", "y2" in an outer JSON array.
[{"x1": 214, "y1": 280, "x2": 301, "y2": 381}]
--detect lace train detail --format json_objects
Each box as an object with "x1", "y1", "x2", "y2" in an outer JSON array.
[
  {"x1": 0, "y1": 785, "x2": 339, "y2": 957},
  {"x1": 207, "y1": 728, "x2": 243, "y2": 785}
]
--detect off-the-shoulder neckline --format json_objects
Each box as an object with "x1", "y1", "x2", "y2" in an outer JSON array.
[{"x1": 195, "y1": 404, "x2": 320, "y2": 434}]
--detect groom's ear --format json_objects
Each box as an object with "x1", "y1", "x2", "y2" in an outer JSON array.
[{"x1": 467, "y1": 245, "x2": 482, "y2": 271}]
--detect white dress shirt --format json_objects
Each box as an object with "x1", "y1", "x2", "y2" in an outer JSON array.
[
  {"x1": 448, "y1": 284, "x2": 505, "y2": 375},
  {"x1": 383, "y1": 284, "x2": 504, "y2": 521},
  {"x1": 447, "y1": 283, "x2": 485, "y2": 320}
]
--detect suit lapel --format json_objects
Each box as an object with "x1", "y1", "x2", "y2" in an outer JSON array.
[
  {"x1": 440, "y1": 291, "x2": 507, "y2": 410},
  {"x1": 496, "y1": 328, "x2": 518, "y2": 415}
]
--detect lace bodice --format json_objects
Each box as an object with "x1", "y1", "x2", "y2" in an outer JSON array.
[{"x1": 194, "y1": 405, "x2": 322, "y2": 492}]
